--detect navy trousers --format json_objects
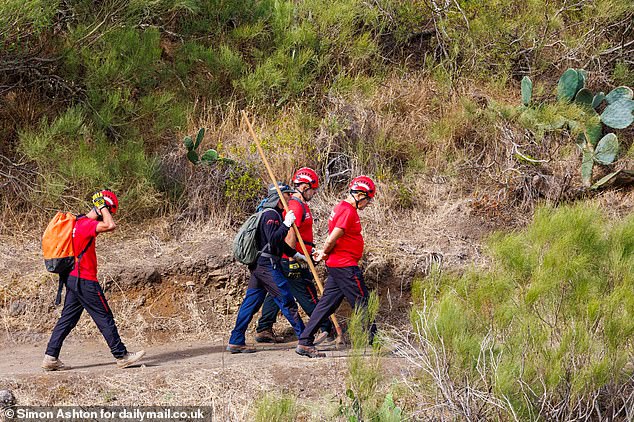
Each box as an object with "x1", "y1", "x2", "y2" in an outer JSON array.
[
  {"x1": 229, "y1": 263, "x2": 305, "y2": 345},
  {"x1": 256, "y1": 259, "x2": 332, "y2": 335},
  {"x1": 298, "y1": 265, "x2": 376, "y2": 346},
  {"x1": 45, "y1": 276, "x2": 128, "y2": 358}
]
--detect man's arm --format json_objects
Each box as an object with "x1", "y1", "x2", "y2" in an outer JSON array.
[
  {"x1": 314, "y1": 227, "x2": 345, "y2": 262},
  {"x1": 96, "y1": 207, "x2": 116, "y2": 233},
  {"x1": 284, "y1": 224, "x2": 297, "y2": 249},
  {"x1": 262, "y1": 209, "x2": 290, "y2": 247},
  {"x1": 322, "y1": 227, "x2": 345, "y2": 254}
]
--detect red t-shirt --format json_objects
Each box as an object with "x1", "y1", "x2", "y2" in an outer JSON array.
[
  {"x1": 282, "y1": 198, "x2": 314, "y2": 257},
  {"x1": 69, "y1": 217, "x2": 99, "y2": 281},
  {"x1": 325, "y1": 201, "x2": 364, "y2": 267}
]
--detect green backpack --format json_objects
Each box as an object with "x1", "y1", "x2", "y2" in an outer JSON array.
[{"x1": 232, "y1": 208, "x2": 270, "y2": 264}]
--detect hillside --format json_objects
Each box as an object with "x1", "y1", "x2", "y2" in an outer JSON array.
[{"x1": 1, "y1": 0, "x2": 634, "y2": 420}]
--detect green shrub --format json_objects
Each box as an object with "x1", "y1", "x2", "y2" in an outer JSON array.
[
  {"x1": 0, "y1": 0, "x2": 58, "y2": 47},
  {"x1": 18, "y1": 106, "x2": 161, "y2": 215},
  {"x1": 409, "y1": 204, "x2": 634, "y2": 419}
]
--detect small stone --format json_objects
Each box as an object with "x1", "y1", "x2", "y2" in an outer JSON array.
[
  {"x1": 0, "y1": 389, "x2": 16, "y2": 407},
  {"x1": 9, "y1": 301, "x2": 25, "y2": 317}
]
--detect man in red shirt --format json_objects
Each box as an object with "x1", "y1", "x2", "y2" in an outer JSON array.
[
  {"x1": 254, "y1": 168, "x2": 333, "y2": 343},
  {"x1": 42, "y1": 190, "x2": 145, "y2": 370},
  {"x1": 296, "y1": 176, "x2": 377, "y2": 358}
]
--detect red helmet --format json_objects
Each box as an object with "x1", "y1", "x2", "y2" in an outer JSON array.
[
  {"x1": 292, "y1": 167, "x2": 319, "y2": 189},
  {"x1": 101, "y1": 190, "x2": 119, "y2": 214},
  {"x1": 349, "y1": 175, "x2": 376, "y2": 198}
]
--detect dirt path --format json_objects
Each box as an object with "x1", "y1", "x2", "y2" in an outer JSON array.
[
  {"x1": 1, "y1": 336, "x2": 351, "y2": 377},
  {"x1": 0, "y1": 336, "x2": 408, "y2": 419}
]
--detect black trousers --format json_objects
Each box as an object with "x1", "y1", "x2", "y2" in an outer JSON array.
[
  {"x1": 45, "y1": 276, "x2": 127, "y2": 358},
  {"x1": 256, "y1": 260, "x2": 333, "y2": 335},
  {"x1": 298, "y1": 265, "x2": 376, "y2": 346}
]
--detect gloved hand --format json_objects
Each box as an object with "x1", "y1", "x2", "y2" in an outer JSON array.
[
  {"x1": 293, "y1": 252, "x2": 307, "y2": 262},
  {"x1": 92, "y1": 191, "x2": 106, "y2": 211},
  {"x1": 283, "y1": 210, "x2": 296, "y2": 228}
]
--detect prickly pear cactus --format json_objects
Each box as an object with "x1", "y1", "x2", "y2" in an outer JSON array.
[
  {"x1": 521, "y1": 76, "x2": 532, "y2": 106},
  {"x1": 516, "y1": 69, "x2": 631, "y2": 188},
  {"x1": 183, "y1": 127, "x2": 235, "y2": 166},
  {"x1": 194, "y1": 128, "x2": 205, "y2": 150},
  {"x1": 575, "y1": 88, "x2": 593, "y2": 108},
  {"x1": 200, "y1": 149, "x2": 219, "y2": 163},
  {"x1": 592, "y1": 92, "x2": 605, "y2": 109},
  {"x1": 557, "y1": 69, "x2": 583, "y2": 102}
]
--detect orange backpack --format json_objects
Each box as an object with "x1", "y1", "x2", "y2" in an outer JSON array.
[{"x1": 42, "y1": 212, "x2": 93, "y2": 304}]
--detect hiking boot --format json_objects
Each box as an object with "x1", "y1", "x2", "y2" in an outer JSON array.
[
  {"x1": 295, "y1": 344, "x2": 325, "y2": 358},
  {"x1": 255, "y1": 329, "x2": 285, "y2": 343},
  {"x1": 226, "y1": 344, "x2": 256, "y2": 354},
  {"x1": 42, "y1": 355, "x2": 69, "y2": 371},
  {"x1": 313, "y1": 330, "x2": 333, "y2": 346},
  {"x1": 116, "y1": 350, "x2": 146, "y2": 369}
]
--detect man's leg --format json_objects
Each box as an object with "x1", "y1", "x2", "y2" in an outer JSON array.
[
  {"x1": 255, "y1": 293, "x2": 279, "y2": 333},
  {"x1": 262, "y1": 266, "x2": 304, "y2": 338},
  {"x1": 229, "y1": 269, "x2": 267, "y2": 346},
  {"x1": 45, "y1": 278, "x2": 84, "y2": 358},
  {"x1": 336, "y1": 266, "x2": 377, "y2": 343},
  {"x1": 256, "y1": 258, "x2": 297, "y2": 334},
  {"x1": 75, "y1": 278, "x2": 128, "y2": 358},
  {"x1": 298, "y1": 271, "x2": 345, "y2": 346},
  {"x1": 291, "y1": 270, "x2": 334, "y2": 335}
]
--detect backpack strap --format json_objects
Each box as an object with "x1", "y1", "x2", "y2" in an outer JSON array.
[
  {"x1": 289, "y1": 197, "x2": 307, "y2": 224},
  {"x1": 288, "y1": 197, "x2": 314, "y2": 247},
  {"x1": 54, "y1": 233, "x2": 93, "y2": 305}
]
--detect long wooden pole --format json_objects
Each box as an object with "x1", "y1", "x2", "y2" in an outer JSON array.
[{"x1": 241, "y1": 110, "x2": 343, "y2": 339}]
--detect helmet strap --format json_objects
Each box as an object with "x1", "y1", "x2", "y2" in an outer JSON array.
[
  {"x1": 298, "y1": 184, "x2": 311, "y2": 202},
  {"x1": 350, "y1": 191, "x2": 362, "y2": 209}
]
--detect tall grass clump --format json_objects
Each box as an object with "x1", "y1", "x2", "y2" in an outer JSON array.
[
  {"x1": 393, "y1": 204, "x2": 634, "y2": 420},
  {"x1": 340, "y1": 292, "x2": 405, "y2": 421},
  {"x1": 252, "y1": 393, "x2": 299, "y2": 422}
]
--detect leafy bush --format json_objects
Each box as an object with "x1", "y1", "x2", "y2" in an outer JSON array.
[
  {"x1": 403, "y1": 204, "x2": 634, "y2": 420},
  {"x1": 436, "y1": 0, "x2": 632, "y2": 79}
]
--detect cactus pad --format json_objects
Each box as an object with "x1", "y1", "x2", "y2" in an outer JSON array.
[
  {"x1": 605, "y1": 87, "x2": 633, "y2": 105},
  {"x1": 594, "y1": 133, "x2": 619, "y2": 165},
  {"x1": 600, "y1": 99, "x2": 634, "y2": 129},
  {"x1": 557, "y1": 69, "x2": 581, "y2": 102},
  {"x1": 521, "y1": 76, "x2": 532, "y2": 106}
]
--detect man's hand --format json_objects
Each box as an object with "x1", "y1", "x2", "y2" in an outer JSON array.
[
  {"x1": 312, "y1": 249, "x2": 328, "y2": 262},
  {"x1": 92, "y1": 191, "x2": 106, "y2": 211},
  {"x1": 283, "y1": 210, "x2": 296, "y2": 228}
]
